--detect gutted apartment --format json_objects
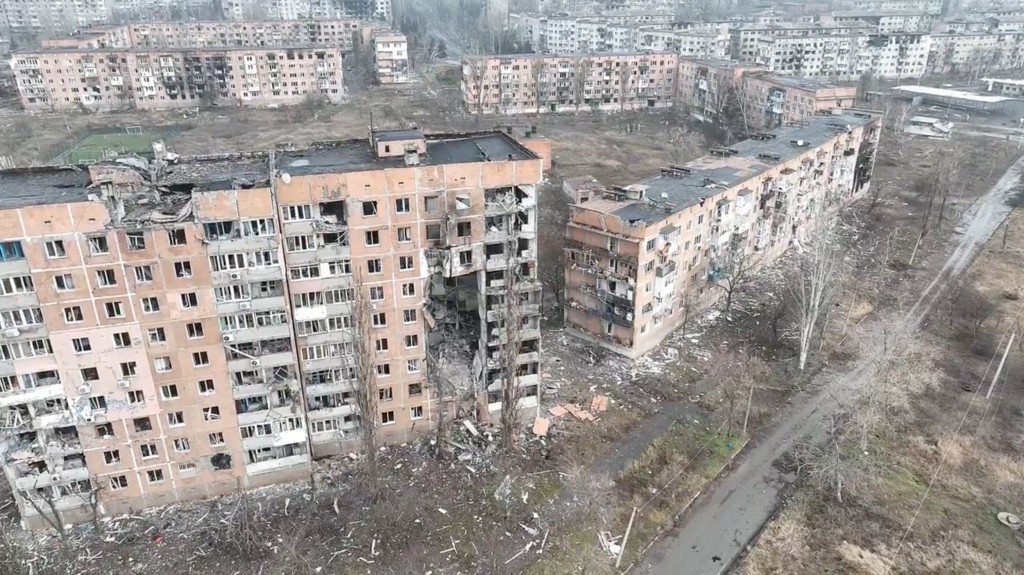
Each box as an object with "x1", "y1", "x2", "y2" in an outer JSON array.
[
  {"x1": 0, "y1": 128, "x2": 545, "y2": 528},
  {"x1": 274, "y1": 129, "x2": 544, "y2": 454},
  {"x1": 372, "y1": 30, "x2": 410, "y2": 84},
  {"x1": 11, "y1": 18, "x2": 358, "y2": 112},
  {"x1": 564, "y1": 114, "x2": 878, "y2": 358},
  {"x1": 676, "y1": 58, "x2": 858, "y2": 129}
]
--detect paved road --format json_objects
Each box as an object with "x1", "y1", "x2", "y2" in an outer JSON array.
[{"x1": 639, "y1": 155, "x2": 1024, "y2": 575}]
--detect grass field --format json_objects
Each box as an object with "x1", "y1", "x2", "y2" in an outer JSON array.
[{"x1": 52, "y1": 132, "x2": 159, "y2": 164}]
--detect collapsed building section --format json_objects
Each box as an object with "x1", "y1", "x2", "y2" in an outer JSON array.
[
  {"x1": 564, "y1": 113, "x2": 878, "y2": 358},
  {"x1": 0, "y1": 129, "x2": 546, "y2": 527}
]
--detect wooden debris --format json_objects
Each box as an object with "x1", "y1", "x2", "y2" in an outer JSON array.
[{"x1": 591, "y1": 394, "x2": 609, "y2": 412}]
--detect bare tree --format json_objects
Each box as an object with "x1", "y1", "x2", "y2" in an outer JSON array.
[
  {"x1": 573, "y1": 57, "x2": 593, "y2": 113},
  {"x1": 465, "y1": 58, "x2": 489, "y2": 121},
  {"x1": 851, "y1": 320, "x2": 936, "y2": 451},
  {"x1": 712, "y1": 246, "x2": 759, "y2": 313},
  {"x1": 531, "y1": 60, "x2": 547, "y2": 115},
  {"x1": 618, "y1": 59, "x2": 633, "y2": 113},
  {"x1": 700, "y1": 348, "x2": 772, "y2": 435},
  {"x1": 499, "y1": 234, "x2": 526, "y2": 452},
  {"x1": 787, "y1": 217, "x2": 844, "y2": 370},
  {"x1": 796, "y1": 320, "x2": 934, "y2": 503},
  {"x1": 350, "y1": 271, "x2": 379, "y2": 480}
]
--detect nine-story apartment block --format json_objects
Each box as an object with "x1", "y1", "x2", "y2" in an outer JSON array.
[{"x1": 0, "y1": 128, "x2": 546, "y2": 528}]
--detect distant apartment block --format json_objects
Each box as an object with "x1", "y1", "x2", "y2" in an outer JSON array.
[
  {"x1": 847, "y1": 0, "x2": 944, "y2": 14},
  {"x1": 34, "y1": 19, "x2": 361, "y2": 52},
  {"x1": 635, "y1": 24, "x2": 731, "y2": 59},
  {"x1": 9, "y1": 19, "x2": 365, "y2": 111},
  {"x1": 220, "y1": 0, "x2": 390, "y2": 21},
  {"x1": 983, "y1": 77, "x2": 1024, "y2": 96},
  {"x1": 0, "y1": 128, "x2": 545, "y2": 529},
  {"x1": 563, "y1": 114, "x2": 878, "y2": 358},
  {"x1": 676, "y1": 59, "x2": 857, "y2": 128},
  {"x1": 927, "y1": 31, "x2": 1024, "y2": 75},
  {"x1": 462, "y1": 53, "x2": 679, "y2": 115},
  {"x1": 827, "y1": 10, "x2": 940, "y2": 33},
  {"x1": 753, "y1": 31, "x2": 931, "y2": 80},
  {"x1": 0, "y1": 0, "x2": 113, "y2": 37},
  {"x1": 373, "y1": 30, "x2": 409, "y2": 84}
]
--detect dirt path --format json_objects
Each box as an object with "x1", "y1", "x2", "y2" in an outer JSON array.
[{"x1": 637, "y1": 155, "x2": 1024, "y2": 575}]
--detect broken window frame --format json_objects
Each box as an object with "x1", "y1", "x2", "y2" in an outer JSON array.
[
  {"x1": 126, "y1": 232, "x2": 147, "y2": 251},
  {"x1": 87, "y1": 236, "x2": 110, "y2": 255},
  {"x1": 167, "y1": 229, "x2": 188, "y2": 246},
  {"x1": 45, "y1": 240, "x2": 67, "y2": 259}
]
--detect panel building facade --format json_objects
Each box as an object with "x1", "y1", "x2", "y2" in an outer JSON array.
[
  {"x1": 10, "y1": 19, "x2": 363, "y2": 111},
  {"x1": 462, "y1": 52, "x2": 680, "y2": 115},
  {"x1": 0, "y1": 129, "x2": 545, "y2": 528},
  {"x1": 563, "y1": 114, "x2": 878, "y2": 358}
]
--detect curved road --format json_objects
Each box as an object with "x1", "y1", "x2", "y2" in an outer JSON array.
[{"x1": 639, "y1": 154, "x2": 1024, "y2": 575}]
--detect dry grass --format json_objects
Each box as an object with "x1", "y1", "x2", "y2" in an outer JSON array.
[{"x1": 742, "y1": 207, "x2": 1024, "y2": 575}]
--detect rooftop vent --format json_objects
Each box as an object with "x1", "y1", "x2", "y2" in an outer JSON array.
[
  {"x1": 758, "y1": 152, "x2": 782, "y2": 162},
  {"x1": 710, "y1": 146, "x2": 739, "y2": 157},
  {"x1": 750, "y1": 132, "x2": 777, "y2": 141},
  {"x1": 790, "y1": 139, "x2": 809, "y2": 147},
  {"x1": 404, "y1": 145, "x2": 420, "y2": 166}
]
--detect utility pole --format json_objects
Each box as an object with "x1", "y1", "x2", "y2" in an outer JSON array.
[
  {"x1": 987, "y1": 332, "x2": 1015, "y2": 400},
  {"x1": 742, "y1": 383, "x2": 755, "y2": 436}
]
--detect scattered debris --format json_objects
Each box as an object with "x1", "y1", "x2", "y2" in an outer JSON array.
[
  {"x1": 591, "y1": 394, "x2": 609, "y2": 412},
  {"x1": 532, "y1": 417, "x2": 550, "y2": 437},
  {"x1": 997, "y1": 512, "x2": 1022, "y2": 530}
]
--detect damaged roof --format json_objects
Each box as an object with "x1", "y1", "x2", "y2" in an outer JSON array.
[
  {"x1": 161, "y1": 153, "x2": 271, "y2": 192},
  {"x1": 277, "y1": 132, "x2": 538, "y2": 177},
  {"x1": 607, "y1": 113, "x2": 874, "y2": 226},
  {"x1": 0, "y1": 166, "x2": 92, "y2": 208}
]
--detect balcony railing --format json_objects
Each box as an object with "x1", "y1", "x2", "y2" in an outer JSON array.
[
  {"x1": 565, "y1": 239, "x2": 639, "y2": 264},
  {"x1": 567, "y1": 298, "x2": 633, "y2": 327}
]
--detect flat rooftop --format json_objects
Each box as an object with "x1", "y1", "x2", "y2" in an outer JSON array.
[
  {"x1": 580, "y1": 113, "x2": 875, "y2": 226},
  {"x1": 0, "y1": 167, "x2": 92, "y2": 209},
  {"x1": 463, "y1": 51, "x2": 677, "y2": 61},
  {"x1": 757, "y1": 73, "x2": 854, "y2": 91},
  {"x1": 983, "y1": 77, "x2": 1024, "y2": 86},
  {"x1": 16, "y1": 44, "x2": 342, "y2": 55},
  {"x1": 892, "y1": 85, "x2": 1016, "y2": 103},
  {"x1": 278, "y1": 132, "x2": 538, "y2": 177}
]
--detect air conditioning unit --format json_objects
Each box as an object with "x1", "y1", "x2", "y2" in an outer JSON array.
[
  {"x1": 83, "y1": 415, "x2": 95, "y2": 424},
  {"x1": 78, "y1": 384, "x2": 92, "y2": 395},
  {"x1": 249, "y1": 359, "x2": 261, "y2": 367},
  {"x1": 222, "y1": 334, "x2": 235, "y2": 342},
  {"x1": 239, "y1": 302, "x2": 252, "y2": 310},
  {"x1": 117, "y1": 379, "x2": 131, "y2": 389},
  {"x1": 50, "y1": 474, "x2": 61, "y2": 483},
  {"x1": 3, "y1": 328, "x2": 19, "y2": 338},
  {"x1": 230, "y1": 272, "x2": 242, "y2": 280}
]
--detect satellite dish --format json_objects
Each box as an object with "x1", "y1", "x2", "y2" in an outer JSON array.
[{"x1": 281, "y1": 172, "x2": 292, "y2": 184}]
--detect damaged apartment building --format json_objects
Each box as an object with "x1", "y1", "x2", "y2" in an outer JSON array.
[
  {"x1": 564, "y1": 113, "x2": 878, "y2": 358},
  {"x1": 0, "y1": 128, "x2": 546, "y2": 528}
]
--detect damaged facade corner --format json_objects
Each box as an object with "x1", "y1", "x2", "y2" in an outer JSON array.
[
  {"x1": 0, "y1": 128, "x2": 544, "y2": 528},
  {"x1": 563, "y1": 113, "x2": 879, "y2": 358}
]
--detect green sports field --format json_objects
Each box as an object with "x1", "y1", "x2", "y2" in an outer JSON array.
[{"x1": 52, "y1": 132, "x2": 160, "y2": 164}]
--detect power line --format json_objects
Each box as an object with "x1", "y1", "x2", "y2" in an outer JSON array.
[{"x1": 882, "y1": 299, "x2": 1024, "y2": 574}]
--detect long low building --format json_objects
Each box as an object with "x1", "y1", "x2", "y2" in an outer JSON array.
[
  {"x1": 9, "y1": 19, "x2": 370, "y2": 112},
  {"x1": 12, "y1": 46, "x2": 346, "y2": 112},
  {"x1": 462, "y1": 52, "x2": 680, "y2": 115},
  {"x1": 564, "y1": 113, "x2": 879, "y2": 357}
]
